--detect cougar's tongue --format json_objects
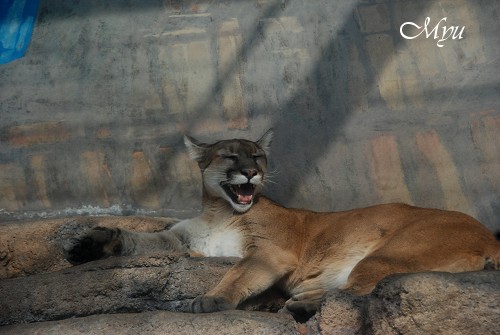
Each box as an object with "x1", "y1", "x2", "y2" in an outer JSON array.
[
  {"x1": 237, "y1": 194, "x2": 253, "y2": 204},
  {"x1": 235, "y1": 184, "x2": 254, "y2": 204}
]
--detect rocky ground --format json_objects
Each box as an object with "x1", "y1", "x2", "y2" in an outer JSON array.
[{"x1": 0, "y1": 216, "x2": 498, "y2": 334}]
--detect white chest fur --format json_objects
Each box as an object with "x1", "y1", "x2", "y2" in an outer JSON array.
[{"x1": 171, "y1": 217, "x2": 243, "y2": 257}]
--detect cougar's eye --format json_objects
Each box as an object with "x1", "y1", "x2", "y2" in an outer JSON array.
[
  {"x1": 253, "y1": 153, "x2": 264, "y2": 161},
  {"x1": 221, "y1": 154, "x2": 238, "y2": 161}
]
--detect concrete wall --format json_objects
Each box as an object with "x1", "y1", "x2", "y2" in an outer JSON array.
[{"x1": 0, "y1": 0, "x2": 499, "y2": 231}]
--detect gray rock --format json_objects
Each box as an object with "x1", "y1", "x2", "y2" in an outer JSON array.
[
  {"x1": 0, "y1": 310, "x2": 300, "y2": 335},
  {"x1": 0, "y1": 252, "x2": 286, "y2": 327},
  {"x1": 307, "y1": 291, "x2": 367, "y2": 335},
  {"x1": 367, "y1": 271, "x2": 500, "y2": 335},
  {"x1": 0, "y1": 253, "x2": 225, "y2": 325},
  {"x1": 312, "y1": 271, "x2": 500, "y2": 335}
]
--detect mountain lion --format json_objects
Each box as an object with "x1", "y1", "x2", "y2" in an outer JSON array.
[{"x1": 66, "y1": 130, "x2": 499, "y2": 316}]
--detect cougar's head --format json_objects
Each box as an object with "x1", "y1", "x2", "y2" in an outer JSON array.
[{"x1": 184, "y1": 129, "x2": 273, "y2": 213}]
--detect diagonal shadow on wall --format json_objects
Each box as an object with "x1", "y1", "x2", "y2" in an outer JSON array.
[{"x1": 1, "y1": 0, "x2": 499, "y2": 227}]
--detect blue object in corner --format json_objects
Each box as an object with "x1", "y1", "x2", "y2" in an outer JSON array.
[{"x1": 0, "y1": 0, "x2": 40, "y2": 64}]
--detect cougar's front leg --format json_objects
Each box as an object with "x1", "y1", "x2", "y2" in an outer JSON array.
[
  {"x1": 65, "y1": 226, "x2": 189, "y2": 265},
  {"x1": 65, "y1": 227, "x2": 124, "y2": 265},
  {"x1": 191, "y1": 247, "x2": 297, "y2": 313}
]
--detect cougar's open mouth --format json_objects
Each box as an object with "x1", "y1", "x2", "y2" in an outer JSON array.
[{"x1": 221, "y1": 182, "x2": 256, "y2": 205}]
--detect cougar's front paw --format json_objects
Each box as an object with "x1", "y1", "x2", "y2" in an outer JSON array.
[
  {"x1": 64, "y1": 227, "x2": 122, "y2": 265},
  {"x1": 190, "y1": 295, "x2": 235, "y2": 313}
]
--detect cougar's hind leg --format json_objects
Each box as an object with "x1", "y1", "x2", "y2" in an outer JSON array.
[
  {"x1": 285, "y1": 289, "x2": 327, "y2": 318},
  {"x1": 65, "y1": 226, "x2": 123, "y2": 265},
  {"x1": 341, "y1": 256, "x2": 411, "y2": 296},
  {"x1": 342, "y1": 252, "x2": 488, "y2": 295},
  {"x1": 441, "y1": 253, "x2": 491, "y2": 272}
]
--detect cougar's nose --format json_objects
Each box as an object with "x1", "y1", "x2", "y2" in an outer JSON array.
[{"x1": 242, "y1": 169, "x2": 258, "y2": 179}]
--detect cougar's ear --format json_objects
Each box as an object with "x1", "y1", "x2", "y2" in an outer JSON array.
[
  {"x1": 184, "y1": 135, "x2": 208, "y2": 162},
  {"x1": 257, "y1": 128, "x2": 273, "y2": 156}
]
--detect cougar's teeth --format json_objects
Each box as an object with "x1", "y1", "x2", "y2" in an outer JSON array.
[{"x1": 229, "y1": 183, "x2": 255, "y2": 205}]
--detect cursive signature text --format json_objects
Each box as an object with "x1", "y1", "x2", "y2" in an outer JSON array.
[{"x1": 400, "y1": 17, "x2": 465, "y2": 47}]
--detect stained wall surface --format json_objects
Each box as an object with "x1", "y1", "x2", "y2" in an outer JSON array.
[{"x1": 0, "y1": 0, "x2": 499, "y2": 231}]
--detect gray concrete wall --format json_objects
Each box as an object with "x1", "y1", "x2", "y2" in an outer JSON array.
[{"x1": 0, "y1": 0, "x2": 499, "y2": 231}]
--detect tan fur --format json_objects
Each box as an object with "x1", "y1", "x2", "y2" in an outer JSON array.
[
  {"x1": 66, "y1": 130, "x2": 500, "y2": 315},
  {"x1": 191, "y1": 198, "x2": 498, "y2": 312}
]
